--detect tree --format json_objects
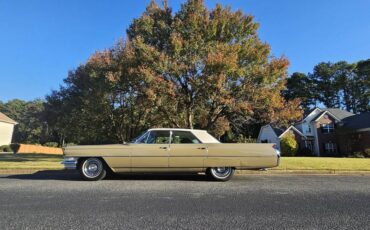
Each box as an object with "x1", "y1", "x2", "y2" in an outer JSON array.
[
  {"x1": 127, "y1": 0, "x2": 302, "y2": 135},
  {"x1": 302, "y1": 60, "x2": 370, "y2": 113},
  {"x1": 310, "y1": 62, "x2": 341, "y2": 108},
  {"x1": 334, "y1": 61, "x2": 357, "y2": 112},
  {"x1": 45, "y1": 41, "x2": 162, "y2": 145},
  {"x1": 0, "y1": 99, "x2": 47, "y2": 144},
  {"x1": 354, "y1": 59, "x2": 370, "y2": 112},
  {"x1": 44, "y1": 0, "x2": 303, "y2": 144},
  {"x1": 283, "y1": 72, "x2": 315, "y2": 111}
]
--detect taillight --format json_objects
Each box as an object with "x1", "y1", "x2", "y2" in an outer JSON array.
[{"x1": 272, "y1": 144, "x2": 280, "y2": 156}]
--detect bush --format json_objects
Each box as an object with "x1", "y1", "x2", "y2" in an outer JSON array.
[
  {"x1": 10, "y1": 143, "x2": 20, "y2": 154},
  {"x1": 43, "y1": 142, "x2": 59, "y2": 147},
  {"x1": 236, "y1": 135, "x2": 256, "y2": 143},
  {"x1": 221, "y1": 132, "x2": 256, "y2": 143},
  {"x1": 344, "y1": 151, "x2": 370, "y2": 158},
  {"x1": 365, "y1": 148, "x2": 370, "y2": 157},
  {"x1": 0, "y1": 145, "x2": 12, "y2": 152},
  {"x1": 280, "y1": 134, "x2": 298, "y2": 156},
  {"x1": 297, "y1": 147, "x2": 314, "y2": 157}
]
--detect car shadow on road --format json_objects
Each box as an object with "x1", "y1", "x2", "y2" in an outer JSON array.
[
  {"x1": 108, "y1": 173, "x2": 211, "y2": 181},
  {"x1": 5, "y1": 170, "x2": 212, "y2": 182},
  {"x1": 5, "y1": 170, "x2": 81, "y2": 181}
]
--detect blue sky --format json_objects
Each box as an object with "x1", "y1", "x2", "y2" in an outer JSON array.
[{"x1": 1, "y1": 0, "x2": 370, "y2": 102}]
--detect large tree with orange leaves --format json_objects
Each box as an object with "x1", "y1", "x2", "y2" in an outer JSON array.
[
  {"x1": 45, "y1": 0, "x2": 302, "y2": 144},
  {"x1": 127, "y1": 0, "x2": 302, "y2": 136}
]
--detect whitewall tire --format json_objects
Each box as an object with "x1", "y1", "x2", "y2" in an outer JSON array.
[
  {"x1": 207, "y1": 167, "x2": 235, "y2": 181},
  {"x1": 79, "y1": 158, "x2": 107, "y2": 181}
]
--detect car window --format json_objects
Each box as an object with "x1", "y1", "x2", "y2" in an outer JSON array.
[
  {"x1": 172, "y1": 131, "x2": 201, "y2": 144},
  {"x1": 134, "y1": 131, "x2": 150, "y2": 144},
  {"x1": 146, "y1": 131, "x2": 171, "y2": 144}
]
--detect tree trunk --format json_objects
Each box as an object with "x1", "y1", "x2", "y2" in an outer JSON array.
[{"x1": 188, "y1": 112, "x2": 193, "y2": 129}]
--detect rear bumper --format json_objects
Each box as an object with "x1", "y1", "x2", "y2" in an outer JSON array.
[
  {"x1": 275, "y1": 150, "x2": 281, "y2": 167},
  {"x1": 61, "y1": 157, "x2": 78, "y2": 170}
]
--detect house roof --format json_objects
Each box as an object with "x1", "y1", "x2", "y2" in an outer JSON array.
[
  {"x1": 0, "y1": 112, "x2": 17, "y2": 124},
  {"x1": 278, "y1": 125, "x2": 306, "y2": 139},
  {"x1": 268, "y1": 124, "x2": 285, "y2": 137},
  {"x1": 322, "y1": 108, "x2": 355, "y2": 120},
  {"x1": 267, "y1": 124, "x2": 306, "y2": 139},
  {"x1": 303, "y1": 108, "x2": 318, "y2": 117},
  {"x1": 341, "y1": 112, "x2": 370, "y2": 132},
  {"x1": 311, "y1": 108, "x2": 355, "y2": 122}
]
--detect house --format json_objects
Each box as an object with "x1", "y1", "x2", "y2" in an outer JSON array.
[
  {"x1": 336, "y1": 112, "x2": 370, "y2": 154},
  {"x1": 257, "y1": 108, "x2": 370, "y2": 156},
  {"x1": 0, "y1": 112, "x2": 17, "y2": 146}
]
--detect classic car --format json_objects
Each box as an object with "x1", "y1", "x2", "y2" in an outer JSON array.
[{"x1": 62, "y1": 128, "x2": 280, "y2": 181}]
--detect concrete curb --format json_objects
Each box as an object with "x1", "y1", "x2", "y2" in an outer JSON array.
[{"x1": 1, "y1": 169, "x2": 370, "y2": 176}]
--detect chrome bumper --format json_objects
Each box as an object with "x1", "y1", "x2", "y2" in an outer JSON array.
[
  {"x1": 61, "y1": 157, "x2": 78, "y2": 170},
  {"x1": 275, "y1": 150, "x2": 281, "y2": 166}
]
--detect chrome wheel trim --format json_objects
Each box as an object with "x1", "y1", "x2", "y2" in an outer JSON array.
[
  {"x1": 82, "y1": 158, "x2": 103, "y2": 179},
  {"x1": 210, "y1": 167, "x2": 232, "y2": 179}
]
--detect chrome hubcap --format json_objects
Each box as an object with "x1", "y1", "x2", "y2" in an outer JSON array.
[
  {"x1": 211, "y1": 167, "x2": 232, "y2": 178},
  {"x1": 82, "y1": 158, "x2": 103, "y2": 178}
]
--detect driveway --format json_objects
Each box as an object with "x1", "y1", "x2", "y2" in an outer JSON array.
[{"x1": 0, "y1": 172, "x2": 369, "y2": 229}]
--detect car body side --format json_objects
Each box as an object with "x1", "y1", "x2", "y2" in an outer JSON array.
[{"x1": 63, "y1": 129, "x2": 280, "y2": 173}]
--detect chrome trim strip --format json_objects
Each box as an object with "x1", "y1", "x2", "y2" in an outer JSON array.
[{"x1": 61, "y1": 158, "x2": 78, "y2": 170}]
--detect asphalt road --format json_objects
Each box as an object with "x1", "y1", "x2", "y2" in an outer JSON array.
[{"x1": 0, "y1": 172, "x2": 369, "y2": 230}]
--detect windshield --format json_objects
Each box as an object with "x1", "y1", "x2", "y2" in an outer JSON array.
[{"x1": 131, "y1": 131, "x2": 148, "y2": 143}]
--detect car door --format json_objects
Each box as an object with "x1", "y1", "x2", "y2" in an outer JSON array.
[
  {"x1": 130, "y1": 130, "x2": 170, "y2": 170},
  {"x1": 169, "y1": 130, "x2": 208, "y2": 168}
]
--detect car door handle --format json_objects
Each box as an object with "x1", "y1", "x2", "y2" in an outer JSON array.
[
  {"x1": 197, "y1": 147, "x2": 207, "y2": 150},
  {"x1": 159, "y1": 147, "x2": 168, "y2": 149}
]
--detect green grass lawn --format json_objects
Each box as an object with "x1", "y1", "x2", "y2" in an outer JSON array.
[
  {"x1": 1, "y1": 154, "x2": 370, "y2": 171},
  {"x1": 0, "y1": 153, "x2": 63, "y2": 170},
  {"x1": 275, "y1": 157, "x2": 370, "y2": 171}
]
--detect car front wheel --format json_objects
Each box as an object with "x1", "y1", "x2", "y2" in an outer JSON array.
[
  {"x1": 79, "y1": 158, "x2": 107, "y2": 181},
  {"x1": 207, "y1": 167, "x2": 235, "y2": 181}
]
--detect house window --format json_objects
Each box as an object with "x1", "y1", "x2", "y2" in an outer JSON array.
[
  {"x1": 304, "y1": 140, "x2": 313, "y2": 150},
  {"x1": 321, "y1": 123, "x2": 334, "y2": 134},
  {"x1": 307, "y1": 126, "x2": 311, "y2": 133},
  {"x1": 324, "y1": 143, "x2": 337, "y2": 153}
]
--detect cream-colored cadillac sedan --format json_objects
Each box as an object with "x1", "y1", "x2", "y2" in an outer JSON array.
[{"x1": 62, "y1": 128, "x2": 280, "y2": 181}]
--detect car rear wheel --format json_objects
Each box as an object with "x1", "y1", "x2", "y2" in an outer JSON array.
[
  {"x1": 79, "y1": 158, "x2": 107, "y2": 181},
  {"x1": 207, "y1": 167, "x2": 235, "y2": 181}
]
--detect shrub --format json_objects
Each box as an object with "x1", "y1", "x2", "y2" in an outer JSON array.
[
  {"x1": 297, "y1": 147, "x2": 314, "y2": 157},
  {"x1": 222, "y1": 132, "x2": 256, "y2": 143},
  {"x1": 344, "y1": 151, "x2": 370, "y2": 158},
  {"x1": 0, "y1": 145, "x2": 12, "y2": 152},
  {"x1": 280, "y1": 134, "x2": 298, "y2": 156},
  {"x1": 43, "y1": 142, "x2": 59, "y2": 147},
  {"x1": 236, "y1": 135, "x2": 256, "y2": 143},
  {"x1": 364, "y1": 148, "x2": 370, "y2": 158},
  {"x1": 10, "y1": 143, "x2": 20, "y2": 154}
]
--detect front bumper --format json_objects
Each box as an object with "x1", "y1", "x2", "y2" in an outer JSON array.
[{"x1": 61, "y1": 157, "x2": 78, "y2": 170}]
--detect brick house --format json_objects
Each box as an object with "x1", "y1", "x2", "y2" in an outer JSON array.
[{"x1": 257, "y1": 108, "x2": 370, "y2": 156}]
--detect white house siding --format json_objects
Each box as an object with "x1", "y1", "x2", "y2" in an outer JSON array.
[
  {"x1": 296, "y1": 123, "x2": 314, "y2": 136},
  {"x1": 294, "y1": 109, "x2": 322, "y2": 136},
  {"x1": 0, "y1": 122, "x2": 15, "y2": 145},
  {"x1": 257, "y1": 125, "x2": 281, "y2": 150}
]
